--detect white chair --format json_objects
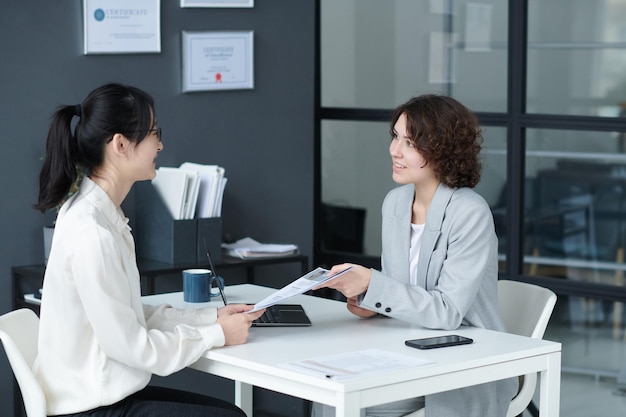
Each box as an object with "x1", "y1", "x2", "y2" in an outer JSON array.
[
  {"x1": 498, "y1": 279, "x2": 557, "y2": 417},
  {"x1": 0, "y1": 309, "x2": 46, "y2": 417},
  {"x1": 403, "y1": 280, "x2": 557, "y2": 417}
]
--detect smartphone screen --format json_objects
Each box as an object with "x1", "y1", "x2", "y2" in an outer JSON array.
[{"x1": 405, "y1": 335, "x2": 473, "y2": 350}]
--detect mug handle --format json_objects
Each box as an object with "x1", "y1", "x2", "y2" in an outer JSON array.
[{"x1": 209, "y1": 276, "x2": 225, "y2": 297}]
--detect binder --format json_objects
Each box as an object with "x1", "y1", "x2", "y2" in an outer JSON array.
[{"x1": 135, "y1": 182, "x2": 222, "y2": 264}]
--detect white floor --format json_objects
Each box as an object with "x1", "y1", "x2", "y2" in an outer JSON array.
[
  {"x1": 532, "y1": 297, "x2": 626, "y2": 416},
  {"x1": 558, "y1": 373, "x2": 626, "y2": 417},
  {"x1": 529, "y1": 372, "x2": 626, "y2": 417}
]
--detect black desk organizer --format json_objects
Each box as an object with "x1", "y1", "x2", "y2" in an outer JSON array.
[{"x1": 134, "y1": 181, "x2": 222, "y2": 264}]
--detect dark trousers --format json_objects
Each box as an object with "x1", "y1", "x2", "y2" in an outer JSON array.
[{"x1": 56, "y1": 385, "x2": 247, "y2": 417}]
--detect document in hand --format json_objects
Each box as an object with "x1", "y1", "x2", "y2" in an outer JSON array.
[{"x1": 246, "y1": 266, "x2": 352, "y2": 313}]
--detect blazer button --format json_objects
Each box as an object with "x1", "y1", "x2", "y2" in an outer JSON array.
[
  {"x1": 385, "y1": 307, "x2": 391, "y2": 313},
  {"x1": 375, "y1": 302, "x2": 382, "y2": 308}
]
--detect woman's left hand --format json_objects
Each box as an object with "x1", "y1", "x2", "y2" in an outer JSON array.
[
  {"x1": 346, "y1": 296, "x2": 377, "y2": 318},
  {"x1": 217, "y1": 304, "x2": 255, "y2": 317},
  {"x1": 216, "y1": 304, "x2": 265, "y2": 346}
]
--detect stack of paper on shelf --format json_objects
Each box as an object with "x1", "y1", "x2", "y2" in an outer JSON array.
[
  {"x1": 151, "y1": 167, "x2": 198, "y2": 220},
  {"x1": 180, "y1": 162, "x2": 227, "y2": 218},
  {"x1": 151, "y1": 163, "x2": 226, "y2": 220},
  {"x1": 222, "y1": 237, "x2": 299, "y2": 259}
]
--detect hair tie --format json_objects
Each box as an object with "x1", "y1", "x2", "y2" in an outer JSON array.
[{"x1": 74, "y1": 104, "x2": 82, "y2": 118}]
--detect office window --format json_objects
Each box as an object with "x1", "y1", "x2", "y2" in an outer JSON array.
[
  {"x1": 527, "y1": 0, "x2": 626, "y2": 116},
  {"x1": 524, "y1": 128, "x2": 626, "y2": 287},
  {"x1": 476, "y1": 126, "x2": 508, "y2": 271},
  {"x1": 544, "y1": 296, "x2": 626, "y2": 400},
  {"x1": 321, "y1": 120, "x2": 394, "y2": 257},
  {"x1": 321, "y1": 0, "x2": 508, "y2": 112}
]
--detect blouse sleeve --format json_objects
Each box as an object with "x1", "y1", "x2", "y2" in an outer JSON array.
[
  {"x1": 143, "y1": 303, "x2": 218, "y2": 332},
  {"x1": 71, "y1": 224, "x2": 225, "y2": 376}
]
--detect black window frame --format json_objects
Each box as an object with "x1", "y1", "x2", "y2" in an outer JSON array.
[{"x1": 313, "y1": 0, "x2": 626, "y2": 303}]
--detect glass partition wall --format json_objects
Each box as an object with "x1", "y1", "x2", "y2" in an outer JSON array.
[{"x1": 316, "y1": 1, "x2": 626, "y2": 415}]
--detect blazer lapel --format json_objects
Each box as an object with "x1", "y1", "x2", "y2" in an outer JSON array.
[
  {"x1": 389, "y1": 186, "x2": 413, "y2": 282},
  {"x1": 417, "y1": 184, "x2": 455, "y2": 289}
]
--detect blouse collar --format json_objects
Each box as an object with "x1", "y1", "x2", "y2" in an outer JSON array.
[{"x1": 78, "y1": 177, "x2": 131, "y2": 231}]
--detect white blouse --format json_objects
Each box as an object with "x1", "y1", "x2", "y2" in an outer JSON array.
[{"x1": 34, "y1": 177, "x2": 225, "y2": 415}]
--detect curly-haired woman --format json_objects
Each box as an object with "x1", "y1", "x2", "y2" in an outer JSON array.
[{"x1": 312, "y1": 94, "x2": 518, "y2": 417}]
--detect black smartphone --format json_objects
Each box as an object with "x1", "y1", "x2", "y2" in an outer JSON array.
[{"x1": 405, "y1": 335, "x2": 473, "y2": 350}]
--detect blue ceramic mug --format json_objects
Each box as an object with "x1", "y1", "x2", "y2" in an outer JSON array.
[{"x1": 182, "y1": 269, "x2": 224, "y2": 303}]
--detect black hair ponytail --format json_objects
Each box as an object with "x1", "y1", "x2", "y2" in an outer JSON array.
[
  {"x1": 35, "y1": 105, "x2": 81, "y2": 212},
  {"x1": 34, "y1": 83, "x2": 155, "y2": 212}
]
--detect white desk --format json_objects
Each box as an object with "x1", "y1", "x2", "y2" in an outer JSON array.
[{"x1": 143, "y1": 284, "x2": 562, "y2": 417}]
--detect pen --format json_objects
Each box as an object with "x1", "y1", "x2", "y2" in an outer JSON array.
[
  {"x1": 203, "y1": 239, "x2": 228, "y2": 306},
  {"x1": 216, "y1": 278, "x2": 228, "y2": 306}
]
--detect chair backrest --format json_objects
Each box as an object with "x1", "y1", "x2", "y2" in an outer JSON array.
[
  {"x1": 498, "y1": 279, "x2": 557, "y2": 339},
  {"x1": 497, "y1": 280, "x2": 557, "y2": 417},
  {"x1": 0, "y1": 309, "x2": 46, "y2": 417}
]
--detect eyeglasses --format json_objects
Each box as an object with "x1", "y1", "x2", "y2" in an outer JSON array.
[
  {"x1": 148, "y1": 127, "x2": 162, "y2": 142},
  {"x1": 111, "y1": 127, "x2": 162, "y2": 143}
]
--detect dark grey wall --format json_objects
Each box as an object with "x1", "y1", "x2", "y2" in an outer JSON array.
[{"x1": 0, "y1": 1, "x2": 314, "y2": 415}]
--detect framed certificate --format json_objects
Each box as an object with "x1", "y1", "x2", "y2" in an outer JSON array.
[
  {"x1": 182, "y1": 31, "x2": 254, "y2": 92},
  {"x1": 83, "y1": 0, "x2": 161, "y2": 54},
  {"x1": 180, "y1": 0, "x2": 254, "y2": 7}
]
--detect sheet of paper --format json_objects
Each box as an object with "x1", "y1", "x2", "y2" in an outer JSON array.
[
  {"x1": 152, "y1": 167, "x2": 202, "y2": 220},
  {"x1": 246, "y1": 266, "x2": 352, "y2": 313},
  {"x1": 206, "y1": 166, "x2": 225, "y2": 218},
  {"x1": 152, "y1": 167, "x2": 189, "y2": 220},
  {"x1": 222, "y1": 237, "x2": 298, "y2": 258},
  {"x1": 183, "y1": 170, "x2": 200, "y2": 219},
  {"x1": 179, "y1": 162, "x2": 226, "y2": 218},
  {"x1": 281, "y1": 349, "x2": 434, "y2": 380}
]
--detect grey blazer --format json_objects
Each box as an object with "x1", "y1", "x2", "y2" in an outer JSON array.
[{"x1": 360, "y1": 183, "x2": 517, "y2": 417}]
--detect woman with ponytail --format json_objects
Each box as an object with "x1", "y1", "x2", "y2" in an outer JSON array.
[{"x1": 34, "y1": 83, "x2": 263, "y2": 417}]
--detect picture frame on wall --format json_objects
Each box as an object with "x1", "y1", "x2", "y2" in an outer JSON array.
[
  {"x1": 182, "y1": 31, "x2": 254, "y2": 92},
  {"x1": 83, "y1": 0, "x2": 161, "y2": 55},
  {"x1": 180, "y1": 0, "x2": 254, "y2": 8}
]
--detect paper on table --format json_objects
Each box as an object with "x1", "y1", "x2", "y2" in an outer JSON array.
[
  {"x1": 281, "y1": 349, "x2": 434, "y2": 380},
  {"x1": 246, "y1": 266, "x2": 352, "y2": 313}
]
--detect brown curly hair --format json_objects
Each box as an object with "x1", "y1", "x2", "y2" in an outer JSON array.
[{"x1": 390, "y1": 94, "x2": 483, "y2": 188}]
